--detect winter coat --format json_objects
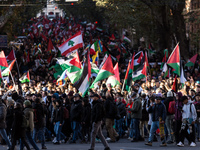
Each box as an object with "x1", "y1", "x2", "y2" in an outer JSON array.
[
  {"x1": 6, "y1": 106, "x2": 14, "y2": 130},
  {"x1": 70, "y1": 100, "x2": 83, "y2": 122},
  {"x1": 194, "y1": 101, "x2": 200, "y2": 118},
  {"x1": 104, "y1": 97, "x2": 118, "y2": 119},
  {"x1": 148, "y1": 102, "x2": 166, "y2": 121},
  {"x1": 12, "y1": 108, "x2": 26, "y2": 139},
  {"x1": 164, "y1": 97, "x2": 174, "y2": 116},
  {"x1": 53, "y1": 106, "x2": 64, "y2": 124},
  {"x1": 91, "y1": 100, "x2": 104, "y2": 123},
  {"x1": 0, "y1": 102, "x2": 6, "y2": 129},
  {"x1": 117, "y1": 102, "x2": 126, "y2": 118},
  {"x1": 128, "y1": 97, "x2": 142, "y2": 119},
  {"x1": 33, "y1": 103, "x2": 45, "y2": 129},
  {"x1": 141, "y1": 98, "x2": 149, "y2": 121},
  {"x1": 82, "y1": 103, "x2": 91, "y2": 125},
  {"x1": 24, "y1": 106, "x2": 34, "y2": 131}
]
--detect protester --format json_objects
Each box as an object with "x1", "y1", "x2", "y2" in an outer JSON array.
[
  {"x1": 70, "y1": 93, "x2": 83, "y2": 143},
  {"x1": 11, "y1": 102, "x2": 31, "y2": 150},
  {"x1": 0, "y1": 97, "x2": 11, "y2": 150},
  {"x1": 145, "y1": 96, "x2": 167, "y2": 147},
  {"x1": 89, "y1": 94, "x2": 110, "y2": 150},
  {"x1": 20, "y1": 100, "x2": 40, "y2": 150},
  {"x1": 177, "y1": 96, "x2": 197, "y2": 147},
  {"x1": 128, "y1": 92, "x2": 142, "y2": 142}
]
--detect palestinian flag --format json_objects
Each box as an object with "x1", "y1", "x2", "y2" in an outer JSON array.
[
  {"x1": 19, "y1": 71, "x2": 30, "y2": 83},
  {"x1": 134, "y1": 51, "x2": 144, "y2": 71},
  {"x1": 162, "y1": 63, "x2": 169, "y2": 78},
  {"x1": 50, "y1": 52, "x2": 82, "y2": 79},
  {"x1": 125, "y1": 52, "x2": 135, "y2": 89},
  {"x1": 161, "y1": 52, "x2": 167, "y2": 70},
  {"x1": 6, "y1": 49, "x2": 16, "y2": 62},
  {"x1": 124, "y1": 61, "x2": 131, "y2": 92},
  {"x1": 59, "y1": 31, "x2": 84, "y2": 56},
  {"x1": 0, "y1": 68, "x2": 2, "y2": 84},
  {"x1": 172, "y1": 76, "x2": 177, "y2": 92},
  {"x1": 106, "y1": 63, "x2": 120, "y2": 87},
  {"x1": 99, "y1": 54, "x2": 108, "y2": 69},
  {"x1": 132, "y1": 52, "x2": 147, "y2": 81},
  {"x1": 90, "y1": 55, "x2": 114, "y2": 88},
  {"x1": 123, "y1": 35, "x2": 131, "y2": 44},
  {"x1": 0, "y1": 51, "x2": 8, "y2": 67},
  {"x1": 74, "y1": 49, "x2": 91, "y2": 97},
  {"x1": 96, "y1": 27, "x2": 104, "y2": 32},
  {"x1": 148, "y1": 43, "x2": 155, "y2": 54},
  {"x1": 180, "y1": 62, "x2": 186, "y2": 87},
  {"x1": 185, "y1": 54, "x2": 198, "y2": 67},
  {"x1": 91, "y1": 62, "x2": 99, "y2": 77},
  {"x1": 2, "y1": 59, "x2": 16, "y2": 77},
  {"x1": 167, "y1": 43, "x2": 180, "y2": 76},
  {"x1": 53, "y1": 52, "x2": 81, "y2": 73}
]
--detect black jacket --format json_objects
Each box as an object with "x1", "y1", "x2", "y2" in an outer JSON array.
[
  {"x1": 91, "y1": 100, "x2": 104, "y2": 123},
  {"x1": 82, "y1": 103, "x2": 91, "y2": 124},
  {"x1": 6, "y1": 106, "x2": 14, "y2": 130},
  {"x1": 117, "y1": 102, "x2": 126, "y2": 118},
  {"x1": 148, "y1": 102, "x2": 167, "y2": 121},
  {"x1": 70, "y1": 100, "x2": 83, "y2": 122},
  {"x1": 141, "y1": 98, "x2": 149, "y2": 121},
  {"x1": 12, "y1": 108, "x2": 26, "y2": 139},
  {"x1": 104, "y1": 97, "x2": 117, "y2": 119},
  {"x1": 33, "y1": 103, "x2": 45, "y2": 129},
  {"x1": 53, "y1": 106, "x2": 64, "y2": 124},
  {"x1": 0, "y1": 102, "x2": 6, "y2": 129},
  {"x1": 164, "y1": 97, "x2": 174, "y2": 116}
]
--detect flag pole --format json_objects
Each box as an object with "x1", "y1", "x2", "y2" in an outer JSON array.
[
  {"x1": 10, "y1": 72, "x2": 16, "y2": 91},
  {"x1": 12, "y1": 48, "x2": 22, "y2": 95}
]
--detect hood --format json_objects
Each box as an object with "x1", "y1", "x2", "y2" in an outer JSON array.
[{"x1": 24, "y1": 107, "x2": 34, "y2": 113}]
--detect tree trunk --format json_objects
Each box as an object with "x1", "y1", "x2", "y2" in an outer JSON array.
[{"x1": 171, "y1": 1, "x2": 189, "y2": 58}]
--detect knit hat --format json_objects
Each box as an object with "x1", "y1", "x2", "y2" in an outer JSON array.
[
  {"x1": 167, "y1": 91, "x2": 173, "y2": 97},
  {"x1": 24, "y1": 100, "x2": 31, "y2": 107}
]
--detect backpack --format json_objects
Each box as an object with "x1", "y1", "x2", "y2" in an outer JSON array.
[
  {"x1": 168, "y1": 101, "x2": 176, "y2": 114},
  {"x1": 21, "y1": 114, "x2": 29, "y2": 128},
  {"x1": 63, "y1": 107, "x2": 69, "y2": 120}
]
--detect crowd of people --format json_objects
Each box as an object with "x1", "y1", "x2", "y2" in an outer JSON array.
[{"x1": 0, "y1": 15, "x2": 200, "y2": 150}]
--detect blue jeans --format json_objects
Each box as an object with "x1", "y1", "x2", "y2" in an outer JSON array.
[
  {"x1": 33, "y1": 127, "x2": 46, "y2": 147},
  {"x1": 149, "y1": 121, "x2": 166, "y2": 142},
  {"x1": 54, "y1": 121, "x2": 66, "y2": 141},
  {"x1": 0, "y1": 129, "x2": 11, "y2": 149},
  {"x1": 71, "y1": 121, "x2": 83, "y2": 142},
  {"x1": 117, "y1": 118, "x2": 124, "y2": 137},
  {"x1": 195, "y1": 123, "x2": 200, "y2": 139},
  {"x1": 132, "y1": 118, "x2": 140, "y2": 140},
  {"x1": 129, "y1": 119, "x2": 134, "y2": 138},
  {"x1": 20, "y1": 130, "x2": 40, "y2": 150}
]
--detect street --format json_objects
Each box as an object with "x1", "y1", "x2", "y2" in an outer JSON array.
[{"x1": 1, "y1": 138, "x2": 200, "y2": 150}]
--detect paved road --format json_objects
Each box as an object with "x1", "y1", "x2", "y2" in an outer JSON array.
[{"x1": 1, "y1": 139, "x2": 200, "y2": 150}]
